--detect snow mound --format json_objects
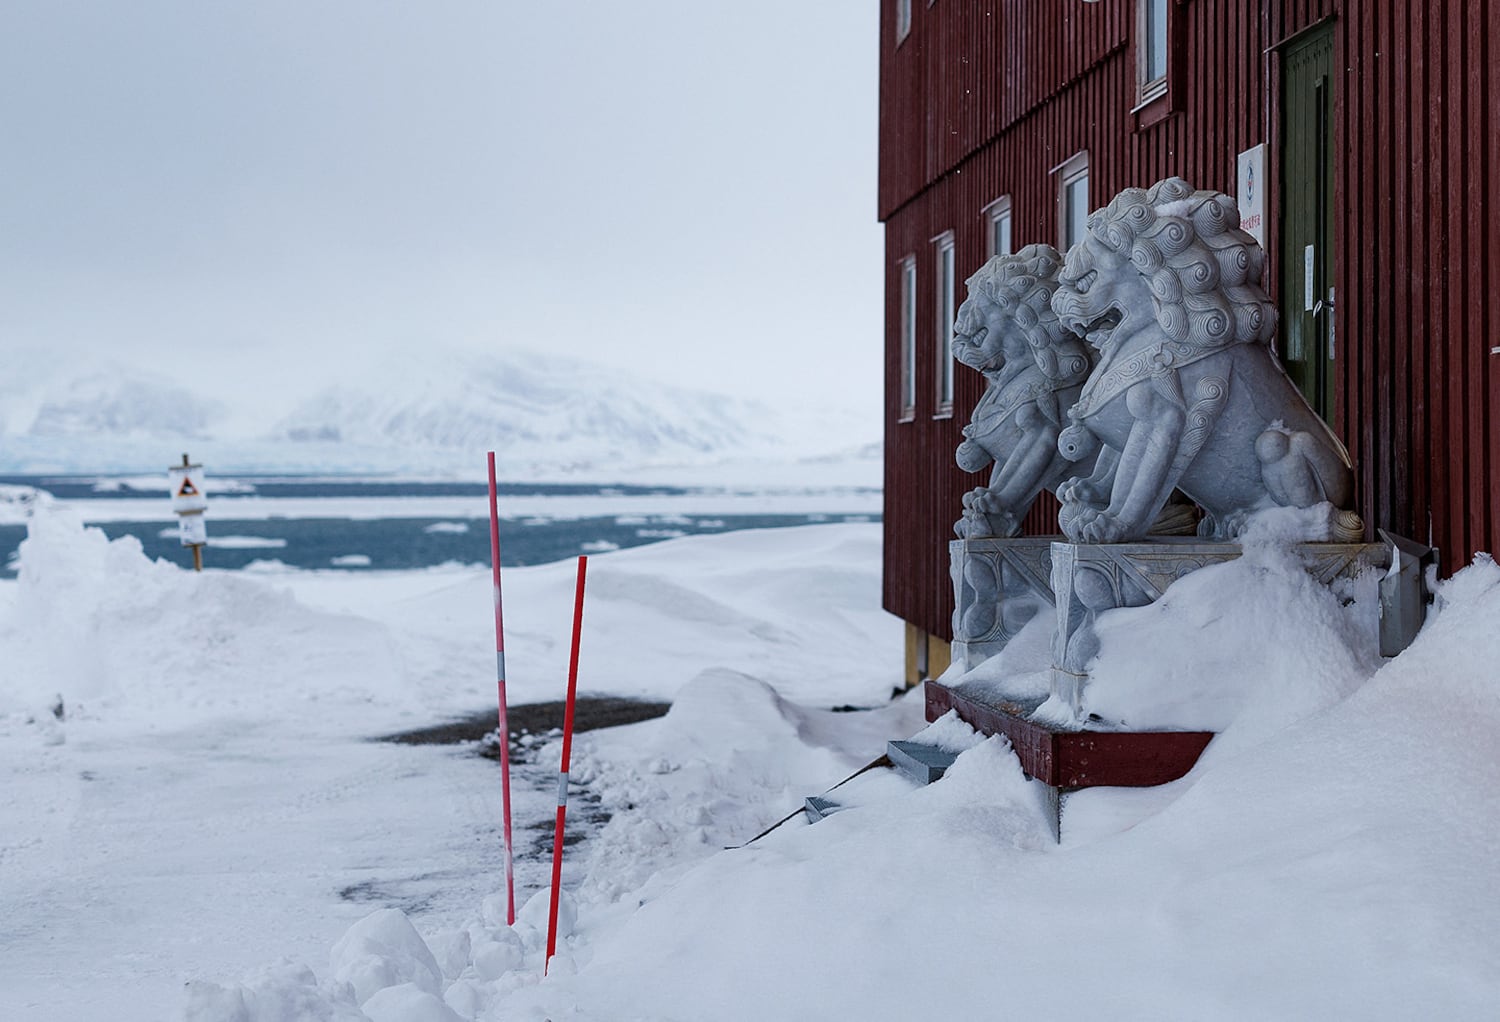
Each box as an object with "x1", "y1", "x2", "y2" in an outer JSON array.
[
  {"x1": 556, "y1": 669, "x2": 859, "y2": 903},
  {"x1": 361, "y1": 983, "x2": 463, "y2": 1022},
  {"x1": 1072, "y1": 507, "x2": 1383, "y2": 741},
  {"x1": 182, "y1": 962, "x2": 366, "y2": 1022},
  {"x1": 0, "y1": 507, "x2": 413, "y2": 729},
  {"x1": 329, "y1": 909, "x2": 444, "y2": 1007}
]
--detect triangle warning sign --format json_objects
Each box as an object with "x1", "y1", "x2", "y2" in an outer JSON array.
[{"x1": 178, "y1": 478, "x2": 199, "y2": 498}]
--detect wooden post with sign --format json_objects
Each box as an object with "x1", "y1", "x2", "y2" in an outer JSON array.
[{"x1": 168, "y1": 453, "x2": 209, "y2": 571}]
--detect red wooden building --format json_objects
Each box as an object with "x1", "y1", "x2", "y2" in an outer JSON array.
[{"x1": 880, "y1": 0, "x2": 1499, "y2": 682}]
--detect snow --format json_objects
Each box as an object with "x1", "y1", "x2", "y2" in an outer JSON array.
[
  {"x1": 1072, "y1": 506, "x2": 1384, "y2": 738},
  {"x1": 3, "y1": 501, "x2": 1498, "y2": 1020},
  {"x1": 329, "y1": 909, "x2": 445, "y2": 1007}
]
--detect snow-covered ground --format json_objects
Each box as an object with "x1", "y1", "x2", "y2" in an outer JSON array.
[
  {"x1": 3, "y1": 505, "x2": 1498, "y2": 1020},
  {"x1": 0, "y1": 508, "x2": 906, "y2": 1019}
]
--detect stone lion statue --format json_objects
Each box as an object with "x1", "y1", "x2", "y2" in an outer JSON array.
[
  {"x1": 952, "y1": 244, "x2": 1096, "y2": 538},
  {"x1": 1050, "y1": 176, "x2": 1362, "y2": 543}
]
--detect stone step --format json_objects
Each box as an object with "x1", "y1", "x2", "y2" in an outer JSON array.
[
  {"x1": 886, "y1": 740, "x2": 958, "y2": 785},
  {"x1": 803, "y1": 795, "x2": 845, "y2": 823}
]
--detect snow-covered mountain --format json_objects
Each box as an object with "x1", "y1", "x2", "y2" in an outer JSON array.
[
  {"x1": 0, "y1": 357, "x2": 221, "y2": 441},
  {"x1": 0, "y1": 346, "x2": 879, "y2": 481},
  {"x1": 270, "y1": 349, "x2": 786, "y2": 460},
  {"x1": 26, "y1": 375, "x2": 222, "y2": 441}
]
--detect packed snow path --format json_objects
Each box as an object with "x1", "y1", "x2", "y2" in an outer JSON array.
[{"x1": 0, "y1": 725, "x2": 515, "y2": 1017}]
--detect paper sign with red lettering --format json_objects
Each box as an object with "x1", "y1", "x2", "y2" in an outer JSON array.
[{"x1": 1236, "y1": 144, "x2": 1266, "y2": 249}]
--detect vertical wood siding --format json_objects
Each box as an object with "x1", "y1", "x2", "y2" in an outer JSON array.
[
  {"x1": 881, "y1": 0, "x2": 1499, "y2": 638},
  {"x1": 1329, "y1": 0, "x2": 1498, "y2": 566}
]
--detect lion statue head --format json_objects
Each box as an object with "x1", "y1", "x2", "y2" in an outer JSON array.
[
  {"x1": 1053, "y1": 177, "x2": 1277, "y2": 358},
  {"x1": 954, "y1": 243, "x2": 1093, "y2": 387}
]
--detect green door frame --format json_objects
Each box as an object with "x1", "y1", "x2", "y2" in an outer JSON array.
[{"x1": 1279, "y1": 22, "x2": 1336, "y2": 421}]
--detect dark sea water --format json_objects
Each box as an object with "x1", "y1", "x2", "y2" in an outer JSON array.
[
  {"x1": 0, "y1": 476, "x2": 879, "y2": 576},
  {"x1": 0, "y1": 476, "x2": 687, "y2": 502}
]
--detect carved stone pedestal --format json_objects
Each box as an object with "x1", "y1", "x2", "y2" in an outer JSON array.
[
  {"x1": 949, "y1": 537, "x2": 1057, "y2": 671},
  {"x1": 1049, "y1": 538, "x2": 1392, "y2": 716}
]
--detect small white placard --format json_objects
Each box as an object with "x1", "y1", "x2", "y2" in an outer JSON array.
[
  {"x1": 1304, "y1": 246, "x2": 1316, "y2": 312},
  {"x1": 168, "y1": 463, "x2": 209, "y2": 514},
  {"x1": 178, "y1": 512, "x2": 207, "y2": 547},
  {"x1": 1236, "y1": 144, "x2": 1266, "y2": 248}
]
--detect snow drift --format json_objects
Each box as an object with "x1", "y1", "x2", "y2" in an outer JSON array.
[
  {"x1": 4, "y1": 496, "x2": 1496, "y2": 1020},
  {"x1": 182, "y1": 537, "x2": 1500, "y2": 1020}
]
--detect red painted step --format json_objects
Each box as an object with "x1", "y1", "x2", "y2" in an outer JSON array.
[{"x1": 925, "y1": 680, "x2": 1213, "y2": 789}]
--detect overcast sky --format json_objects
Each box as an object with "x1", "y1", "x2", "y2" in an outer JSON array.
[{"x1": 0, "y1": 2, "x2": 881, "y2": 423}]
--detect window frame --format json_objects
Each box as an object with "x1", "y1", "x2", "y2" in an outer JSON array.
[
  {"x1": 983, "y1": 195, "x2": 1014, "y2": 260},
  {"x1": 1137, "y1": 0, "x2": 1170, "y2": 105},
  {"x1": 932, "y1": 231, "x2": 956, "y2": 419},
  {"x1": 898, "y1": 254, "x2": 917, "y2": 422},
  {"x1": 1054, "y1": 152, "x2": 1090, "y2": 253}
]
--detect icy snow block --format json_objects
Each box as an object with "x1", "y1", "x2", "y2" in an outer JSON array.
[
  {"x1": 887, "y1": 740, "x2": 958, "y2": 785},
  {"x1": 1049, "y1": 537, "x2": 1391, "y2": 715},
  {"x1": 803, "y1": 795, "x2": 844, "y2": 823}
]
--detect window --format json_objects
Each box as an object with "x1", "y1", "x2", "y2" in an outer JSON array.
[
  {"x1": 898, "y1": 256, "x2": 916, "y2": 420},
  {"x1": 896, "y1": 0, "x2": 911, "y2": 43},
  {"x1": 1056, "y1": 152, "x2": 1090, "y2": 252},
  {"x1": 1138, "y1": 0, "x2": 1170, "y2": 104},
  {"x1": 933, "y1": 231, "x2": 956, "y2": 416},
  {"x1": 984, "y1": 196, "x2": 1013, "y2": 259}
]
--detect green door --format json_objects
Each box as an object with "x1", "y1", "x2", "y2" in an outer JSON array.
[{"x1": 1279, "y1": 24, "x2": 1335, "y2": 421}]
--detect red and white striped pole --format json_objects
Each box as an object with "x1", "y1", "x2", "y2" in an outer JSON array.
[
  {"x1": 486, "y1": 451, "x2": 515, "y2": 927},
  {"x1": 545, "y1": 554, "x2": 588, "y2": 973}
]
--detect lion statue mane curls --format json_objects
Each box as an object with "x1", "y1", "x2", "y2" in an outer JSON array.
[
  {"x1": 1049, "y1": 177, "x2": 1362, "y2": 543},
  {"x1": 1085, "y1": 176, "x2": 1277, "y2": 356},
  {"x1": 952, "y1": 244, "x2": 1098, "y2": 539},
  {"x1": 960, "y1": 245, "x2": 1093, "y2": 388}
]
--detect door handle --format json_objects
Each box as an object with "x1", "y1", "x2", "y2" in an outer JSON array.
[{"x1": 1322, "y1": 287, "x2": 1335, "y2": 361}]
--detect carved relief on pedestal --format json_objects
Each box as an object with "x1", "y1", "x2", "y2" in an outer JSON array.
[{"x1": 949, "y1": 537, "x2": 1055, "y2": 671}]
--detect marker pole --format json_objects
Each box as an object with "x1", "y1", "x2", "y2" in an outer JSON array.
[
  {"x1": 487, "y1": 452, "x2": 515, "y2": 927},
  {"x1": 545, "y1": 555, "x2": 588, "y2": 972}
]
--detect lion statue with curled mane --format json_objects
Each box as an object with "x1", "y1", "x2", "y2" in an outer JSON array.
[
  {"x1": 1049, "y1": 176, "x2": 1362, "y2": 543},
  {"x1": 952, "y1": 244, "x2": 1096, "y2": 539}
]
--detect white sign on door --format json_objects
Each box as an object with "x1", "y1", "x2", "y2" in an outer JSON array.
[{"x1": 1237, "y1": 144, "x2": 1267, "y2": 249}]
